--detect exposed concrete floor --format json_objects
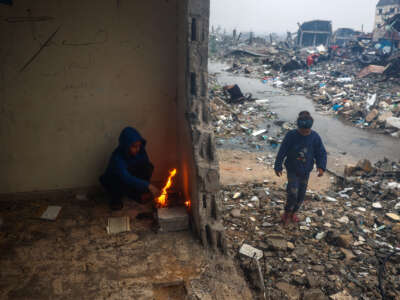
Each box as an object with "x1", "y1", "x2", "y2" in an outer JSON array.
[{"x1": 0, "y1": 197, "x2": 252, "y2": 300}]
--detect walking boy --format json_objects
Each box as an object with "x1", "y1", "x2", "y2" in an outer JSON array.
[{"x1": 274, "y1": 111, "x2": 327, "y2": 224}]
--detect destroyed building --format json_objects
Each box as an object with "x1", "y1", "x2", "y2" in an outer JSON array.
[
  {"x1": 374, "y1": 0, "x2": 400, "y2": 29},
  {"x1": 297, "y1": 20, "x2": 332, "y2": 47},
  {"x1": 374, "y1": 12, "x2": 400, "y2": 48},
  {"x1": 332, "y1": 28, "x2": 360, "y2": 47}
]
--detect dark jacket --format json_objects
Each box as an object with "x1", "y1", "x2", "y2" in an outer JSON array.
[
  {"x1": 274, "y1": 130, "x2": 327, "y2": 177},
  {"x1": 100, "y1": 127, "x2": 151, "y2": 192}
]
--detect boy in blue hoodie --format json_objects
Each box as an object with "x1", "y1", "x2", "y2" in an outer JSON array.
[
  {"x1": 274, "y1": 111, "x2": 327, "y2": 224},
  {"x1": 100, "y1": 127, "x2": 159, "y2": 210}
]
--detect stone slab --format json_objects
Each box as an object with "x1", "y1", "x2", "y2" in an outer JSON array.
[
  {"x1": 157, "y1": 207, "x2": 189, "y2": 232},
  {"x1": 239, "y1": 243, "x2": 263, "y2": 260}
]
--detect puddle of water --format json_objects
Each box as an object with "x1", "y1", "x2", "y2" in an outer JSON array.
[{"x1": 209, "y1": 61, "x2": 400, "y2": 171}]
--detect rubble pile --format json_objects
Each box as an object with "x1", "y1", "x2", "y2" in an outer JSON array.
[
  {"x1": 215, "y1": 44, "x2": 400, "y2": 138},
  {"x1": 223, "y1": 45, "x2": 305, "y2": 77},
  {"x1": 277, "y1": 61, "x2": 400, "y2": 137},
  {"x1": 220, "y1": 159, "x2": 400, "y2": 299},
  {"x1": 208, "y1": 74, "x2": 296, "y2": 152}
]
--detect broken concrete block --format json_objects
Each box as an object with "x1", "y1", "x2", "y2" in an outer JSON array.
[
  {"x1": 239, "y1": 243, "x2": 263, "y2": 260},
  {"x1": 158, "y1": 207, "x2": 189, "y2": 232},
  {"x1": 230, "y1": 208, "x2": 241, "y2": 218},
  {"x1": 267, "y1": 237, "x2": 288, "y2": 251}
]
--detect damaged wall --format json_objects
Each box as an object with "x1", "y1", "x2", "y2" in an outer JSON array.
[
  {"x1": 0, "y1": 0, "x2": 179, "y2": 193},
  {"x1": 375, "y1": 0, "x2": 400, "y2": 29},
  {"x1": 177, "y1": 0, "x2": 226, "y2": 251}
]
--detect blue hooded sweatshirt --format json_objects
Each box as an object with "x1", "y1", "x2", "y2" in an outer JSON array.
[
  {"x1": 274, "y1": 129, "x2": 327, "y2": 178},
  {"x1": 101, "y1": 127, "x2": 151, "y2": 192}
]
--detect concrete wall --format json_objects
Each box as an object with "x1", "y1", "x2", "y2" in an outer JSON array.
[
  {"x1": 0, "y1": 0, "x2": 179, "y2": 193},
  {"x1": 179, "y1": 0, "x2": 226, "y2": 252}
]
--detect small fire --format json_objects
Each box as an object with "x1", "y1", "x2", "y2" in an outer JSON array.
[
  {"x1": 184, "y1": 199, "x2": 191, "y2": 208},
  {"x1": 156, "y1": 168, "x2": 177, "y2": 208}
]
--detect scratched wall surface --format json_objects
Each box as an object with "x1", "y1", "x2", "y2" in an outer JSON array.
[{"x1": 0, "y1": 0, "x2": 179, "y2": 193}]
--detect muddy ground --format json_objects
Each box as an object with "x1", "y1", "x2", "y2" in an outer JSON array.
[{"x1": 218, "y1": 149, "x2": 333, "y2": 193}]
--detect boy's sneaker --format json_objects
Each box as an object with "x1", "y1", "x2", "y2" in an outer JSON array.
[
  {"x1": 291, "y1": 213, "x2": 300, "y2": 223},
  {"x1": 281, "y1": 212, "x2": 290, "y2": 225}
]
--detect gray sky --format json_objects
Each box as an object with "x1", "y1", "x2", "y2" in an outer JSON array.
[{"x1": 210, "y1": 0, "x2": 378, "y2": 34}]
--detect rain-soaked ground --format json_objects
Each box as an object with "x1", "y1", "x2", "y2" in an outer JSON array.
[{"x1": 209, "y1": 61, "x2": 400, "y2": 174}]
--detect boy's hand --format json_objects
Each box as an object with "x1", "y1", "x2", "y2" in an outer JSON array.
[
  {"x1": 317, "y1": 168, "x2": 324, "y2": 177},
  {"x1": 148, "y1": 184, "x2": 160, "y2": 197},
  {"x1": 275, "y1": 170, "x2": 282, "y2": 177}
]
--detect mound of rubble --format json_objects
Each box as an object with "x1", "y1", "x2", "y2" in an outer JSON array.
[
  {"x1": 208, "y1": 74, "x2": 295, "y2": 153},
  {"x1": 220, "y1": 159, "x2": 400, "y2": 299},
  {"x1": 213, "y1": 43, "x2": 400, "y2": 138}
]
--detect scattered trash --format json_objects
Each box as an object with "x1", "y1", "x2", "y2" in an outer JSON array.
[
  {"x1": 325, "y1": 196, "x2": 338, "y2": 202},
  {"x1": 315, "y1": 232, "x2": 326, "y2": 240},
  {"x1": 106, "y1": 216, "x2": 131, "y2": 234},
  {"x1": 40, "y1": 206, "x2": 62, "y2": 221},
  {"x1": 233, "y1": 192, "x2": 241, "y2": 199},
  {"x1": 252, "y1": 129, "x2": 267, "y2": 137}
]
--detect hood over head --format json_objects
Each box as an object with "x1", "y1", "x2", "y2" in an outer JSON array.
[{"x1": 119, "y1": 127, "x2": 146, "y2": 155}]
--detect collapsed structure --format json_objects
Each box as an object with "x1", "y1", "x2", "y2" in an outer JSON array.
[
  {"x1": 374, "y1": 0, "x2": 400, "y2": 30},
  {"x1": 297, "y1": 20, "x2": 332, "y2": 47},
  {"x1": 332, "y1": 28, "x2": 360, "y2": 47}
]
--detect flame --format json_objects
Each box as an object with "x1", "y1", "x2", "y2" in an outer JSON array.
[
  {"x1": 184, "y1": 199, "x2": 191, "y2": 208},
  {"x1": 156, "y1": 168, "x2": 177, "y2": 208}
]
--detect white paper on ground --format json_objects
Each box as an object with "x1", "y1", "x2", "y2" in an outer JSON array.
[
  {"x1": 239, "y1": 243, "x2": 263, "y2": 260},
  {"x1": 40, "y1": 206, "x2": 62, "y2": 220},
  {"x1": 107, "y1": 216, "x2": 131, "y2": 234}
]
